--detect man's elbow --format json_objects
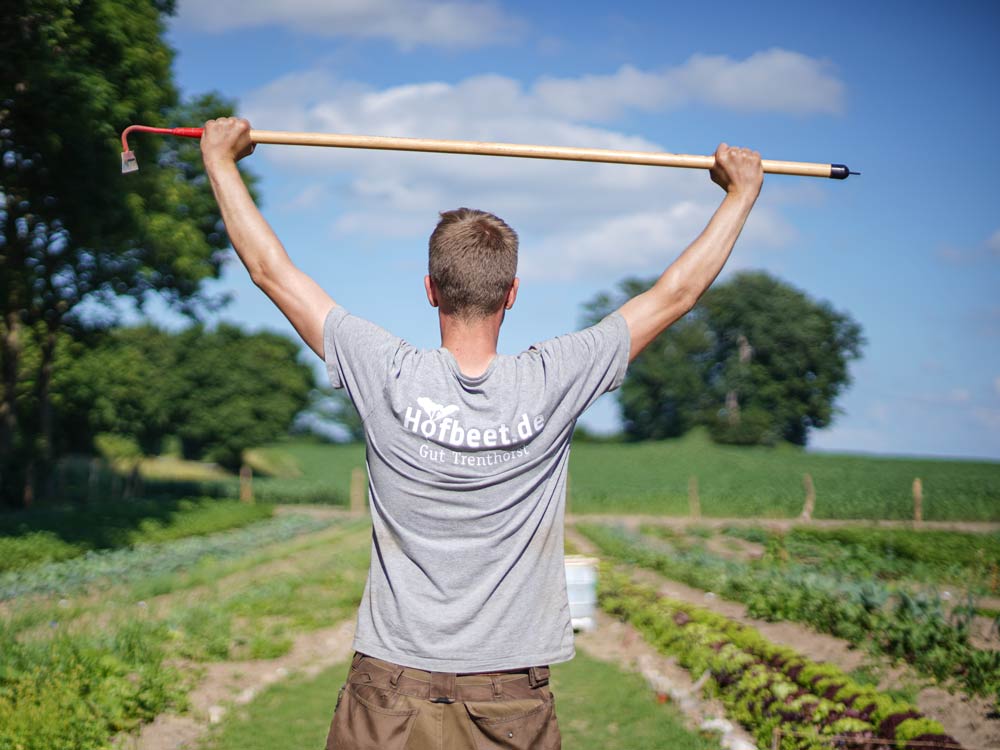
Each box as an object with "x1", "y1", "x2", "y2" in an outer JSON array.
[
  {"x1": 248, "y1": 262, "x2": 272, "y2": 291},
  {"x1": 653, "y1": 279, "x2": 698, "y2": 317},
  {"x1": 248, "y1": 257, "x2": 287, "y2": 293}
]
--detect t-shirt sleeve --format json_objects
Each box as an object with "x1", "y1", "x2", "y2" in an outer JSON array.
[
  {"x1": 531, "y1": 311, "x2": 631, "y2": 418},
  {"x1": 323, "y1": 305, "x2": 404, "y2": 422}
]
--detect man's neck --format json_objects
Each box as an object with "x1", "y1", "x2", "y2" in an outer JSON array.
[{"x1": 439, "y1": 311, "x2": 503, "y2": 377}]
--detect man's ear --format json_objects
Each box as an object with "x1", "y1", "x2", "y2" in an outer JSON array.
[
  {"x1": 424, "y1": 275, "x2": 439, "y2": 308},
  {"x1": 504, "y1": 277, "x2": 519, "y2": 310}
]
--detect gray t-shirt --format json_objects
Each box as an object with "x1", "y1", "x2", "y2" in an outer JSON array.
[{"x1": 323, "y1": 304, "x2": 630, "y2": 672}]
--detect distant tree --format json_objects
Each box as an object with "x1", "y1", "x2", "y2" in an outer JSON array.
[
  {"x1": 585, "y1": 271, "x2": 864, "y2": 446},
  {"x1": 169, "y1": 325, "x2": 314, "y2": 469},
  {"x1": 1, "y1": 1, "x2": 255, "y2": 505},
  {"x1": 51, "y1": 324, "x2": 315, "y2": 469},
  {"x1": 52, "y1": 325, "x2": 176, "y2": 455}
]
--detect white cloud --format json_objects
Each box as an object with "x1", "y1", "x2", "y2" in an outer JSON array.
[
  {"x1": 936, "y1": 228, "x2": 1000, "y2": 264},
  {"x1": 241, "y1": 58, "x2": 827, "y2": 280},
  {"x1": 948, "y1": 387, "x2": 971, "y2": 403},
  {"x1": 911, "y1": 388, "x2": 972, "y2": 406},
  {"x1": 867, "y1": 401, "x2": 889, "y2": 424},
  {"x1": 175, "y1": 0, "x2": 521, "y2": 49},
  {"x1": 988, "y1": 229, "x2": 1000, "y2": 256},
  {"x1": 531, "y1": 48, "x2": 844, "y2": 119},
  {"x1": 973, "y1": 407, "x2": 1000, "y2": 430}
]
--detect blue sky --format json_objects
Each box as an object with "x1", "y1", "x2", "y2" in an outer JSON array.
[{"x1": 156, "y1": 0, "x2": 1000, "y2": 460}]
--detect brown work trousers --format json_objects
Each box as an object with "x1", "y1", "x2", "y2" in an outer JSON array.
[{"x1": 324, "y1": 652, "x2": 562, "y2": 749}]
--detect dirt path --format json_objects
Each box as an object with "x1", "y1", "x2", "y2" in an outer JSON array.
[
  {"x1": 113, "y1": 620, "x2": 356, "y2": 750},
  {"x1": 567, "y1": 514, "x2": 1000, "y2": 534},
  {"x1": 566, "y1": 526, "x2": 1000, "y2": 750},
  {"x1": 274, "y1": 504, "x2": 360, "y2": 520}
]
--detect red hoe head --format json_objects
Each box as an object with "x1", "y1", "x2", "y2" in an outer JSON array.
[{"x1": 120, "y1": 125, "x2": 205, "y2": 173}]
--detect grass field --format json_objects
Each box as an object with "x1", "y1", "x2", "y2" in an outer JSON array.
[
  {"x1": 249, "y1": 440, "x2": 365, "y2": 504},
  {"x1": 200, "y1": 651, "x2": 716, "y2": 750},
  {"x1": 567, "y1": 430, "x2": 1000, "y2": 519},
  {"x1": 248, "y1": 432, "x2": 1000, "y2": 520}
]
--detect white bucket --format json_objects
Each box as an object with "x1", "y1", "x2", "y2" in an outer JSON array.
[{"x1": 564, "y1": 555, "x2": 599, "y2": 632}]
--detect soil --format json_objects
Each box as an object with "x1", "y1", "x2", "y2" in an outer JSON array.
[
  {"x1": 567, "y1": 514, "x2": 1000, "y2": 534},
  {"x1": 702, "y1": 533, "x2": 765, "y2": 561},
  {"x1": 566, "y1": 526, "x2": 1000, "y2": 750},
  {"x1": 112, "y1": 620, "x2": 356, "y2": 750}
]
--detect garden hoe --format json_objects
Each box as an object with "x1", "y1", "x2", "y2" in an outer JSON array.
[{"x1": 120, "y1": 125, "x2": 859, "y2": 179}]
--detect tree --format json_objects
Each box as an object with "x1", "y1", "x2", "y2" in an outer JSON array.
[
  {"x1": 50, "y1": 323, "x2": 315, "y2": 468},
  {"x1": 1, "y1": 1, "x2": 254, "y2": 504},
  {"x1": 51, "y1": 325, "x2": 176, "y2": 455},
  {"x1": 585, "y1": 271, "x2": 865, "y2": 446},
  {"x1": 168, "y1": 325, "x2": 314, "y2": 469}
]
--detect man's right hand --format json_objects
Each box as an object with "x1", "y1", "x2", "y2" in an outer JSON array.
[{"x1": 709, "y1": 143, "x2": 763, "y2": 201}]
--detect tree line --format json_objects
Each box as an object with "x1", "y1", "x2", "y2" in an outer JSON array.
[
  {"x1": 2, "y1": 0, "x2": 253, "y2": 504},
  {"x1": 50, "y1": 323, "x2": 314, "y2": 468},
  {"x1": 584, "y1": 271, "x2": 864, "y2": 446}
]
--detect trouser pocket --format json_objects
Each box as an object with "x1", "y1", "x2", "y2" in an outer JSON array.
[
  {"x1": 325, "y1": 683, "x2": 418, "y2": 750},
  {"x1": 464, "y1": 694, "x2": 561, "y2": 750}
]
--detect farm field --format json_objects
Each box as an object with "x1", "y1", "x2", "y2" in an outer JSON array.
[
  {"x1": 566, "y1": 431, "x2": 1000, "y2": 520},
  {"x1": 240, "y1": 434, "x2": 1000, "y2": 520},
  {"x1": 1, "y1": 502, "x2": 725, "y2": 750},
  {"x1": 3, "y1": 437, "x2": 998, "y2": 749},
  {"x1": 568, "y1": 521, "x2": 1000, "y2": 749}
]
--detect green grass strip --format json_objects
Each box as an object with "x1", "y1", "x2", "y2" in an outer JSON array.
[
  {"x1": 200, "y1": 651, "x2": 716, "y2": 750},
  {"x1": 0, "y1": 514, "x2": 336, "y2": 600},
  {"x1": 0, "y1": 498, "x2": 275, "y2": 573}
]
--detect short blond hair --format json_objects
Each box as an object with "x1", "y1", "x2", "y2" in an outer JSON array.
[{"x1": 428, "y1": 208, "x2": 518, "y2": 318}]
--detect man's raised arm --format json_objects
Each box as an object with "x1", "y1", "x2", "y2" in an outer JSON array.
[
  {"x1": 617, "y1": 143, "x2": 764, "y2": 361},
  {"x1": 201, "y1": 117, "x2": 335, "y2": 359}
]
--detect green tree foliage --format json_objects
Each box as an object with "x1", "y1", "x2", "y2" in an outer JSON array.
[
  {"x1": 0, "y1": 1, "x2": 255, "y2": 504},
  {"x1": 585, "y1": 271, "x2": 864, "y2": 446},
  {"x1": 51, "y1": 324, "x2": 314, "y2": 469},
  {"x1": 170, "y1": 325, "x2": 314, "y2": 468}
]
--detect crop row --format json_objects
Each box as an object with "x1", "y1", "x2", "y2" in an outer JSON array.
[
  {"x1": 578, "y1": 523, "x2": 1000, "y2": 708},
  {"x1": 598, "y1": 565, "x2": 962, "y2": 750},
  {"x1": 0, "y1": 498, "x2": 275, "y2": 573},
  {"x1": 2, "y1": 522, "x2": 371, "y2": 750},
  {"x1": 0, "y1": 513, "x2": 337, "y2": 600},
  {"x1": 719, "y1": 525, "x2": 1000, "y2": 592}
]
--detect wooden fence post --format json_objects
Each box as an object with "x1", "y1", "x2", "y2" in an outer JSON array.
[
  {"x1": 350, "y1": 467, "x2": 366, "y2": 514},
  {"x1": 912, "y1": 477, "x2": 923, "y2": 523},
  {"x1": 800, "y1": 473, "x2": 815, "y2": 521},
  {"x1": 239, "y1": 464, "x2": 254, "y2": 503},
  {"x1": 688, "y1": 476, "x2": 701, "y2": 520},
  {"x1": 770, "y1": 726, "x2": 781, "y2": 750}
]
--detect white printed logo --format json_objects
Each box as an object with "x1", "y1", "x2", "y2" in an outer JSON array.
[{"x1": 416, "y1": 397, "x2": 460, "y2": 424}]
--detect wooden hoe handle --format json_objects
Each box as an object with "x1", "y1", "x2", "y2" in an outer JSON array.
[{"x1": 121, "y1": 125, "x2": 859, "y2": 179}]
